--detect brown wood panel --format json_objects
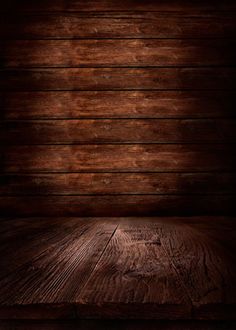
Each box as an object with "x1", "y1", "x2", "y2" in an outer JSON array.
[
  {"x1": 76, "y1": 223, "x2": 191, "y2": 319},
  {"x1": 119, "y1": 217, "x2": 236, "y2": 320},
  {"x1": 2, "y1": 40, "x2": 236, "y2": 67},
  {"x1": 1, "y1": 68, "x2": 235, "y2": 91},
  {"x1": 0, "y1": 219, "x2": 117, "y2": 305},
  {"x1": 0, "y1": 1, "x2": 235, "y2": 219},
  {"x1": 1, "y1": 13, "x2": 236, "y2": 39},
  {"x1": 1, "y1": 0, "x2": 236, "y2": 12},
  {"x1": 0, "y1": 217, "x2": 75, "y2": 244},
  {"x1": 1, "y1": 173, "x2": 235, "y2": 195},
  {"x1": 157, "y1": 218, "x2": 236, "y2": 319},
  {"x1": 1, "y1": 145, "x2": 235, "y2": 172},
  {"x1": 0, "y1": 217, "x2": 235, "y2": 321},
  {"x1": 0, "y1": 195, "x2": 235, "y2": 216},
  {"x1": 2, "y1": 91, "x2": 235, "y2": 120},
  {"x1": 0, "y1": 218, "x2": 96, "y2": 279},
  {"x1": 1, "y1": 119, "x2": 236, "y2": 144}
]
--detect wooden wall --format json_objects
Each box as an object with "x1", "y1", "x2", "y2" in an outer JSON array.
[{"x1": 1, "y1": 0, "x2": 236, "y2": 217}]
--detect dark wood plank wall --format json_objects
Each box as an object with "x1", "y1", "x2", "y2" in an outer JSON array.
[{"x1": 1, "y1": 0, "x2": 236, "y2": 217}]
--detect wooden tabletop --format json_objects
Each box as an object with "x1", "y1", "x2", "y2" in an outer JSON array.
[{"x1": 0, "y1": 217, "x2": 235, "y2": 320}]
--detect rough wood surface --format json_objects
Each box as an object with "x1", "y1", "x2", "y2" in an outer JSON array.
[
  {"x1": 1, "y1": 144, "x2": 235, "y2": 172},
  {"x1": 0, "y1": 218, "x2": 117, "y2": 306},
  {"x1": 76, "y1": 222, "x2": 191, "y2": 319},
  {"x1": 1, "y1": 13, "x2": 236, "y2": 39},
  {"x1": 1, "y1": 1, "x2": 235, "y2": 217},
  {"x1": 158, "y1": 218, "x2": 236, "y2": 319},
  {"x1": 117, "y1": 217, "x2": 236, "y2": 319},
  {"x1": 0, "y1": 218, "x2": 98, "y2": 279},
  {"x1": 2, "y1": 91, "x2": 235, "y2": 120},
  {"x1": 0, "y1": 217, "x2": 235, "y2": 320},
  {"x1": 1, "y1": 68, "x2": 235, "y2": 91},
  {"x1": 2, "y1": 39, "x2": 236, "y2": 67},
  {"x1": 1, "y1": 119, "x2": 236, "y2": 144},
  {"x1": 1, "y1": 173, "x2": 235, "y2": 195}
]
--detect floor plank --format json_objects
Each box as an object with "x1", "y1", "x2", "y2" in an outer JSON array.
[
  {"x1": 76, "y1": 221, "x2": 191, "y2": 319},
  {"x1": 0, "y1": 217, "x2": 93, "y2": 280},
  {"x1": 158, "y1": 218, "x2": 236, "y2": 319},
  {"x1": 0, "y1": 219, "x2": 117, "y2": 308},
  {"x1": 0, "y1": 217, "x2": 235, "y2": 320},
  {"x1": 119, "y1": 217, "x2": 236, "y2": 319}
]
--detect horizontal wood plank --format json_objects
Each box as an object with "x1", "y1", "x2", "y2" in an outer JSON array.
[
  {"x1": 0, "y1": 195, "x2": 235, "y2": 216},
  {"x1": 2, "y1": 39, "x2": 236, "y2": 67},
  {"x1": 1, "y1": 0, "x2": 236, "y2": 12},
  {"x1": 2, "y1": 91, "x2": 235, "y2": 119},
  {"x1": 1, "y1": 119, "x2": 236, "y2": 144},
  {"x1": 1, "y1": 13, "x2": 236, "y2": 39},
  {"x1": 1, "y1": 145, "x2": 235, "y2": 172},
  {"x1": 1, "y1": 68, "x2": 235, "y2": 91},
  {"x1": 1, "y1": 173, "x2": 235, "y2": 195}
]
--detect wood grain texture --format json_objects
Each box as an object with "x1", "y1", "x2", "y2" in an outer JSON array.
[
  {"x1": 0, "y1": 196, "x2": 235, "y2": 216},
  {"x1": 1, "y1": 173, "x2": 235, "y2": 195},
  {"x1": 1, "y1": 0, "x2": 236, "y2": 12},
  {"x1": 1, "y1": 13, "x2": 236, "y2": 39},
  {"x1": 119, "y1": 217, "x2": 236, "y2": 320},
  {"x1": 77, "y1": 224, "x2": 191, "y2": 319},
  {"x1": 2, "y1": 39, "x2": 236, "y2": 67},
  {"x1": 0, "y1": 1, "x2": 235, "y2": 217},
  {"x1": 157, "y1": 218, "x2": 236, "y2": 319},
  {"x1": 1, "y1": 68, "x2": 235, "y2": 91},
  {"x1": 1, "y1": 145, "x2": 235, "y2": 172},
  {"x1": 2, "y1": 91, "x2": 235, "y2": 120},
  {"x1": 0, "y1": 217, "x2": 95, "y2": 279},
  {"x1": 0, "y1": 219, "x2": 117, "y2": 306},
  {"x1": 0, "y1": 0, "x2": 236, "y2": 324},
  {"x1": 1, "y1": 119, "x2": 236, "y2": 144},
  {"x1": 0, "y1": 217, "x2": 235, "y2": 320}
]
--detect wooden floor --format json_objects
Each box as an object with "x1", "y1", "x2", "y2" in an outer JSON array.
[{"x1": 0, "y1": 217, "x2": 236, "y2": 325}]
